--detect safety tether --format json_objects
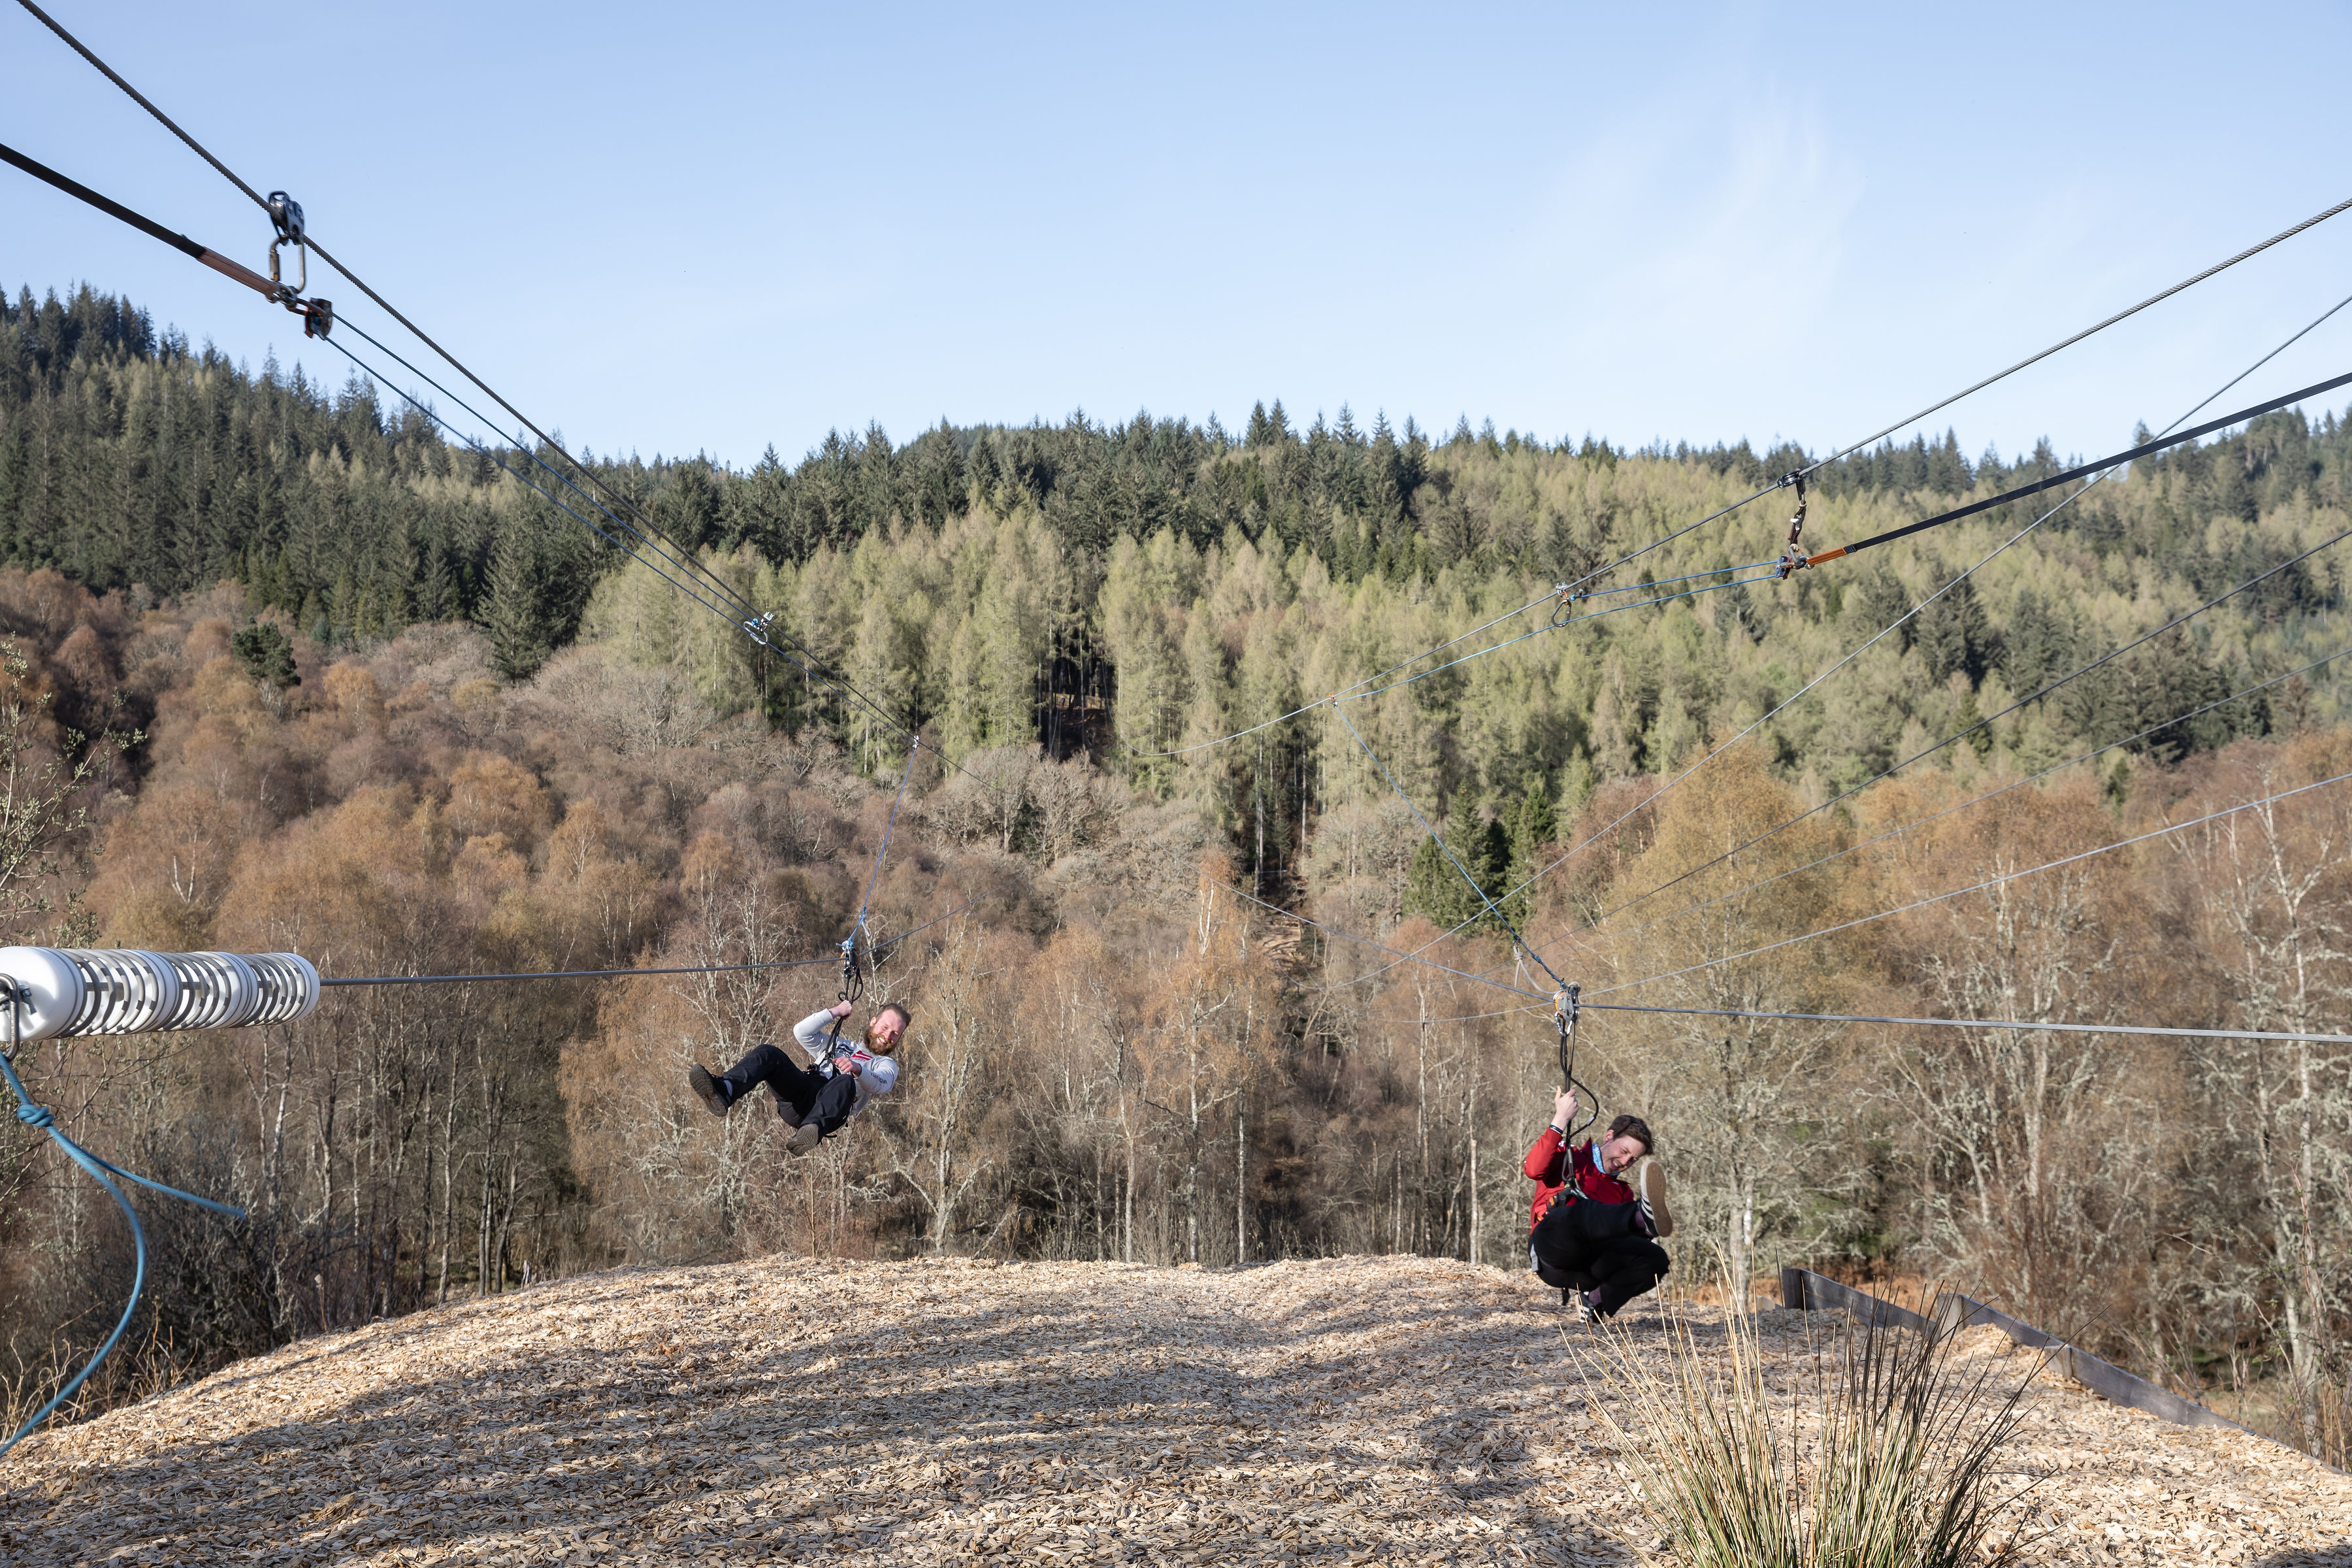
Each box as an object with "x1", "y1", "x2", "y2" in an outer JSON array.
[
  {"x1": 0, "y1": 987, "x2": 245, "y2": 1460},
  {"x1": 819, "y1": 736, "x2": 919, "y2": 1064}
]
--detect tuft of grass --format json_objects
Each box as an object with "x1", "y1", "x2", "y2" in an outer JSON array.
[{"x1": 1581, "y1": 1295, "x2": 2039, "y2": 1568}]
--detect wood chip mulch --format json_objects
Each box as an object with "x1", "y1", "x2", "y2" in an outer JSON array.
[{"x1": 3, "y1": 1255, "x2": 2345, "y2": 1565}]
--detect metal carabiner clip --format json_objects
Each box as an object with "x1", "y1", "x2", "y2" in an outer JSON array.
[
  {"x1": 266, "y1": 191, "x2": 307, "y2": 302},
  {"x1": 1775, "y1": 470, "x2": 1810, "y2": 580}
]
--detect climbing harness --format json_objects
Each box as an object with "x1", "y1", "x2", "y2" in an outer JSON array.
[
  {"x1": 1774, "y1": 470, "x2": 1808, "y2": 579},
  {"x1": 0, "y1": 976, "x2": 247, "y2": 1460}
]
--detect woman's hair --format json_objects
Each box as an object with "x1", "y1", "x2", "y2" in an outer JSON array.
[
  {"x1": 1607, "y1": 1113, "x2": 1655, "y2": 1156},
  {"x1": 864, "y1": 1002, "x2": 912, "y2": 1055}
]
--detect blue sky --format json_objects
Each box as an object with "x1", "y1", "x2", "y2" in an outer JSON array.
[{"x1": 10, "y1": 1, "x2": 2352, "y2": 470}]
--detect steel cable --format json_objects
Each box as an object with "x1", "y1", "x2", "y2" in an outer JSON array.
[{"x1": 1590, "y1": 766, "x2": 2352, "y2": 1000}]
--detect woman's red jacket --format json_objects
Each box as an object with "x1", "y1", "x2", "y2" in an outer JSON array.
[{"x1": 1522, "y1": 1125, "x2": 1634, "y2": 1232}]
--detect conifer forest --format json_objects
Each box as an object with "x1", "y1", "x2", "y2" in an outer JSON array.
[{"x1": 4, "y1": 282, "x2": 2351, "y2": 1464}]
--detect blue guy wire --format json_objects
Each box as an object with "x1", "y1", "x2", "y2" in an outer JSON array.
[{"x1": 0, "y1": 994, "x2": 243, "y2": 1461}]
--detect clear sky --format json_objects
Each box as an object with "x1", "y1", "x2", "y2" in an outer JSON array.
[{"x1": 10, "y1": 1, "x2": 2352, "y2": 472}]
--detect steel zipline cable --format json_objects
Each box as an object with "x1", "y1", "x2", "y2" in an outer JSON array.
[
  {"x1": 11, "y1": 1, "x2": 762, "y2": 640},
  {"x1": 1343, "y1": 297, "x2": 2352, "y2": 998},
  {"x1": 9, "y1": 0, "x2": 918, "y2": 754},
  {"x1": 1590, "y1": 765, "x2": 2352, "y2": 1000}
]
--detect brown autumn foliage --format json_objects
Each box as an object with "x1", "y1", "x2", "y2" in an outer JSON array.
[{"x1": 0, "y1": 567, "x2": 2347, "y2": 1465}]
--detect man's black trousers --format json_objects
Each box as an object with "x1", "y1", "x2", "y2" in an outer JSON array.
[
  {"x1": 718, "y1": 1043, "x2": 857, "y2": 1136},
  {"x1": 1528, "y1": 1196, "x2": 1669, "y2": 1316}
]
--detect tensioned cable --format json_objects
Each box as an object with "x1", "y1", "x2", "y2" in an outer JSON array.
[
  {"x1": 1333, "y1": 704, "x2": 1564, "y2": 987},
  {"x1": 1567, "y1": 195, "x2": 2352, "y2": 595},
  {"x1": 1364, "y1": 364, "x2": 2352, "y2": 724},
  {"x1": 320, "y1": 956, "x2": 838, "y2": 987},
  {"x1": 0, "y1": 129, "x2": 841, "y2": 738},
  {"x1": 1484, "y1": 313, "x2": 2352, "y2": 974},
  {"x1": 1339, "y1": 569, "x2": 1780, "y2": 706},
  {"x1": 1594, "y1": 640, "x2": 2352, "y2": 948},
  {"x1": 1222, "y1": 867, "x2": 2352, "y2": 1051},
  {"x1": 332, "y1": 314, "x2": 764, "y2": 621},
  {"x1": 1126, "y1": 585, "x2": 1563, "y2": 759},
  {"x1": 1582, "y1": 508, "x2": 2352, "y2": 946},
  {"x1": 14, "y1": 1, "x2": 781, "y2": 659},
  {"x1": 1590, "y1": 766, "x2": 2352, "y2": 998},
  {"x1": 319, "y1": 336, "x2": 770, "y2": 663},
  {"x1": 1577, "y1": 1002, "x2": 2352, "y2": 1047},
  {"x1": 1801, "y1": 195, "x2": 2352, "y2": 473},
  {"x1": 1797, "y1": 367, "x2": 2352, "y2": 567},
  {"x1": 321, "y1": 327, "x2": 939, "y2": 760}
]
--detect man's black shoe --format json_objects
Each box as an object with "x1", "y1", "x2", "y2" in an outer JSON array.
[{"x1": 687, "y1": 1065, "x2": 730, "y2": 1119}]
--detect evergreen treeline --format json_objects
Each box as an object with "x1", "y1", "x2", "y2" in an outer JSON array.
[{"x1": 7, "y1": 283, "x2": 2352, "y2": 1465}]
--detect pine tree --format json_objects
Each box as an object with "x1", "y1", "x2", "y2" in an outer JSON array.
[
  {"x1": 482, "y1": 523, "x2": 549, "y2": 681},
  {"x1": 1502, "y1": 777, "x2": 1556, "y2": 924}
]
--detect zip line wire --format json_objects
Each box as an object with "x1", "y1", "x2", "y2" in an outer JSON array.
[
  {"x1": 316, "y1": 321, "x2": 928, "y2": 752},
  {"x1": 1796, "y1": 367, "x2": 2352, "y2": 567},
  {"x1": 1577, "y1": 508, "x2": 2352, "y2": 955},
  {"x1": 1594, "y1": 640, "x2": 2352, "y2": 948},
  {"x1": 1800, "y1": 194, "x2": 2352, "y2": 474},
  {"x1": 1484, "y1": 307, "x2": 2352, "y2": 977},
  {"x1": 1578, "y1": 1004, "x2": 2352, "y2": 1047},
  {"x1": 14, "y1": 0, "x2": 789, "y2": 681},
  {"x1": 1564, "y1": 191, "x2": 2352, "y2": 594},
  {"x1": 1590, "y1": 766, "x2": 2352, "y2": 1000},
  {"x1": 1333, "y1": 705, "x2": 1563, "y2": 987}
]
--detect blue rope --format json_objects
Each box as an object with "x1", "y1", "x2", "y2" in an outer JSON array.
[{"x1": 0, "y1": 1007, "x2": 243, "y2": 1461}]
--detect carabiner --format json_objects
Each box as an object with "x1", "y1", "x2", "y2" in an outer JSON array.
[
  {"x1": 1774, "y1": 470, "x2": 1810, "y2": 580},
  {"x1": 266, "y1": 191, "x2": 308, "y2": 302}
]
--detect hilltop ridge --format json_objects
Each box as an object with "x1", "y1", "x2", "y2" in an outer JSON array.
[{"x1": 3, "y1": 1255, "x2": 2345, "y2": 1566}]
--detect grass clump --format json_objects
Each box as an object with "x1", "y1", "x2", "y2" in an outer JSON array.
[{"x1": 1584, "y1": 1298, "x2": 2038, "y2": 1567}]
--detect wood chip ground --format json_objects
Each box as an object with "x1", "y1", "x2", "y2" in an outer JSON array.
[{"x1": 3, "y1": 1256, "x2": 2345, "y2": 1565}]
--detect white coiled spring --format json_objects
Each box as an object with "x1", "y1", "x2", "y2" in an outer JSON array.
[{"x1": 0, "y1": 947, "x2": 321, "y2": 1043}]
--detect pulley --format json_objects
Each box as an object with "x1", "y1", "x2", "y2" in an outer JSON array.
[
  {"x1": 263, "y1": 189, "x2": 332, "y2": 338},
  {"x1": 0, "y1": 947, "x2": 321, "y2": 1044},
  {"x1": 1774, "y1": 470, "x2": 1810, "y2": 580}
]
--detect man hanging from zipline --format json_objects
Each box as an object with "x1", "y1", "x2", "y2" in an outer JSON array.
[
  {"x1": 1524, "y1": 1085, "x2": 1672, "y2": 1322},
  {"x1": 687, "y1": 998, "x2": 906, "y2": 1154}
]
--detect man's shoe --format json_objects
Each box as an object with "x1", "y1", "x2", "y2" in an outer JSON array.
[
  {"x1": 687, "y1": 1065, "x2": 730, "y2": 1119},
  {"x1": 787, "y1": 1120, "x2": 823, "y2": 1156},
  {"x1": 1637, "y1": 1160, "x2": 1674, "y2": 1239}
]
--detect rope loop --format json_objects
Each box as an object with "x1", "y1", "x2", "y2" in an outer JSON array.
[{"x1": 15, "y1": 1100, "x2": 54, "y2": 1129}]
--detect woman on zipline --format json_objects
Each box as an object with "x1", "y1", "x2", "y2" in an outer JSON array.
[
  {"x1": 687, "y1": 999, "x2": 907, "y2": 1154},
  {"x1": 1524, "y1": 1085, "x2": 1673, "y2": 1322}
]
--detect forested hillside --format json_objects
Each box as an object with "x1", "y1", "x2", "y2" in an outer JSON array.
[{"x1": 3, "y1": 282, "x2": 2349, "y2": 1467}]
